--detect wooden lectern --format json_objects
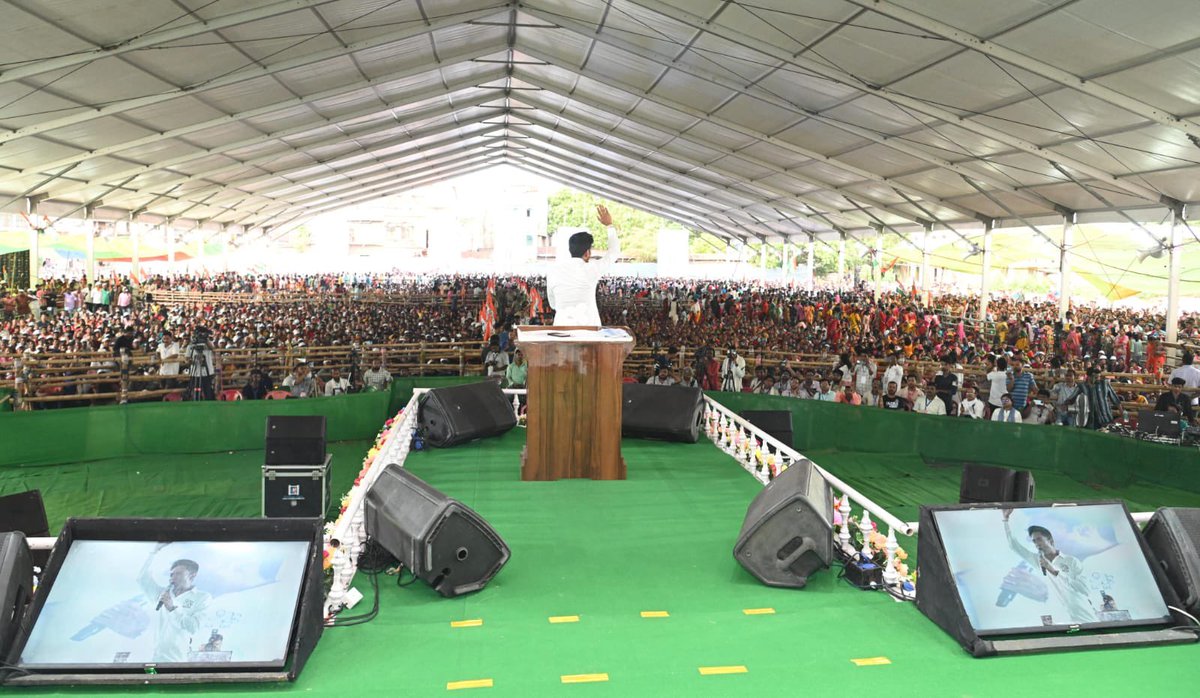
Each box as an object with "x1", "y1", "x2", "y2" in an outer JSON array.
[{"x1": 517, "y1": 326, "x2": 634, "y2": 481}]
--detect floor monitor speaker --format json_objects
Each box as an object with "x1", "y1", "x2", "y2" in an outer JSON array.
[
  {"x1": 733, "y1": 459, "x2": 832, "y2": 588},
  {"x1": 365, "y1": 465, "x2": 510, "y2": 597},
  {"x1": 265, "y1": 415, "x2": 327, "y2": 465},
  {"x1": 959, "y1": 464, "x2": 1035, "y2": 504},
  {"x1": 738, "y1": 410, "x2": 794, "y2": 449},
  {"x1": 1142, "y1": 507, "x2": 1200, "y2": 614},
  {"x1": 418, "y1": 382, "x2": 517, "y2": 448},
  {"x1": 0, "y1": 532, "x2": 33, "y2": 664},
  {"x1": 621, "y1": 383, "x2": 705, "y2": 443}
]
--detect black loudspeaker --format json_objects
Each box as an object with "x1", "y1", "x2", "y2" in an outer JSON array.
[
  {"x1": 418, "y1": 382, "x2": 517, "y2": 448},
  {"x1": 265, "y1": 415, "x2": 327, "y2": 465},
  {"x1": 733, "y1": 459, "x2": 833, "y2": 588},
  {"x1": 0, "y1": 490, "x2": 50, "y2": 569},
  {"x1": 959, "y1": 464, "x2": 1035, "y2": 504},
  {"x1": 738, "y1": 410, "x2": 794, "y2": 449},
  {"x1": 0, "y1": 532, "x2": 34, "y2": 663},
  {"x1": 621, "y1": 383, "x2": 705, "y2": 443},
  {"x1": 1142, "y1": 507, "x2": 1200, "y2": 614},
  {"x1": 365, "y1": 465, "x2": 510, "y2": 597}
]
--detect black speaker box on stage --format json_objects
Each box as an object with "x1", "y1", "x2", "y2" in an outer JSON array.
[
  {"x1": 418, "y1": 382, "x2": 516, "y2": 448},
  {"x1": 265, "y1": 415, "x2": 327, "y2": 465},
  {"x1": 0, "y1": 532, "x2": 33, "y2": 665},
  {"x1": 959, "y1": 464, "x2": 1035, "y2": 504},
  {"x1": 0, "y1": 490, "x2": 50, "y2": 569},
  {"x1": 621, "y1": 383, "x2": 705, "y2": 443},
  {"x1": 733, "y1": 459, "x2": 832, "y2": 588},
  {"x1": 365, "y1": 465, "x2": 510, "y2": 597},
  {"x1": 738, "y1": 410, "x2": 794, "y2": 449},
  {"x1": 1142, "y1": 507, "x2": 1200, "y2": 615}
]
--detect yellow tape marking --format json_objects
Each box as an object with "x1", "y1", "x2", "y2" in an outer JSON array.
[
  {"x1": 560, "y1": 673, "x2": 609, "y2": 684},
  {"x1": 450, "y1": 619, "x2": 483, "y2": 628},
  {"x1": 699, "y1": 666, "x2": 748, "y2": 675},
  {"x1": 446, "y1": 678, "x2": 493, "y2": 690},
  {"x1": 851, "y1": 657, "x2": 892, "y2": 666},
  {"x1": 549, "y1": 615, "x2": 580, "y2": 624},
  {"x1": 742, "y1": 607, "x2": 775, "y2": 615},
  {"x1": 640, "y1": 610, "x2": 669, "y2": 618}
]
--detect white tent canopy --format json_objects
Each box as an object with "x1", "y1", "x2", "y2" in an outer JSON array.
[{"x1": 0, "y1": 0, "x2": 1197, "y2": 247}]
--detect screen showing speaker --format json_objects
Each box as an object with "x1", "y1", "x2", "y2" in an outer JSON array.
[
  {"x1": 931, "y1": 502, "x2": 1170, "y2": 634},
  {"x1": 17, "y1": 539, "x2": 310, "y2": 669}
]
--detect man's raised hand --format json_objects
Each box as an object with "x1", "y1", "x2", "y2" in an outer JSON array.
[{"x1": 596, "y1": 204, "x2": 613, "y2": 227}]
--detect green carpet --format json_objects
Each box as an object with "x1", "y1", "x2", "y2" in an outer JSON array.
[{"x1": 2, "y1": 432, "x2": 1199, "y2": 696}]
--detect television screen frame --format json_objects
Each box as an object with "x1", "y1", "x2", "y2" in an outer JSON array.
[
  {"x1": 925, "y1": 500, "x2": 1174, "y2": 637},
  {"x1": 3, "y1": 517, "x2": 324, "y2": 685}
]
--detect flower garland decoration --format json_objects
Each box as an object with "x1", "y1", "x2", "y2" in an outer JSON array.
[
  {"x1": 322, "y1": 410, "x2": 402, "y2": 571},
  {"x1": 833, "y1": 507, "x2": 915, "y2": 583}
]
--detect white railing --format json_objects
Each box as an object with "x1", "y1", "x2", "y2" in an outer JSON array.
[
  {"x1": 323, "y1": 395, "x2": 421, "y2": 618},
  {"x1": 702, "y1": 396, "x2": 917, "y2": 536}
]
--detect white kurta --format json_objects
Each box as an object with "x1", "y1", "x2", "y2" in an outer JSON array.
[
  {"x1": 546, "y1": 227, "x2": 620, "y2": 327},
  {"x1": 139, "y1": 557, "x2": 212, "y2": 663},
  {"x1": 1005, "y1": 521, "x2": 1096, "y2": 624}
]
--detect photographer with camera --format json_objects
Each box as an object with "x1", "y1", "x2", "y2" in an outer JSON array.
[
  {"x1": 185, "y1": 327, "x2": 216, "y2": 401},
  {"x1": 719, "y1": 346, "x2": 745, "y2": 392}
]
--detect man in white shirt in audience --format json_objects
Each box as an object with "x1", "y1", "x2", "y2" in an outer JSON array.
[
  {"x1": 646, "y1": 365, "x2": 677, "y2": 386},
  {"x1": 324, "y1": 367, "x2": 352, "y2": 396},
  {"x1": 882, "y1": 355, "x2": 905, "y2": 394},
  {"x1": 913, "y1": 382, "x2": 946, "y2": 415},
  {"x1": 957, "y1": 384, "x2": 986, "y2": 419},
  {"x1": 991, "y1": 393, "x2": 1023, "y2": 423}
]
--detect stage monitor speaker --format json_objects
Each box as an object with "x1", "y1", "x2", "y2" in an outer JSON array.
[
  {"x1": 733, "y1": 459, "x2": 832, "y2": 588},
  {"x1": 265, "y1": 415, "x2": 327, "y2": 465},
  {"x1": 959, "y1": 464, "x2": 1035, "y2": 504},
  {"x1": 621, "y1": 383, "x2": 705, "y2": 443},
  {"x1": 365, "y1": 465, "x2": 510, "y2": 597},
  {"x1": 0, "y1": 490, "x2": 50, "y2": 569},
  {"x1": 738, "y1": 410, "x2": 794, "y2": 449},
  {"x1": 418, "y1": 382, "x2": 517, "y2": 448},
  {"x1": 1142, "y1": 507, "x2": 1200, "y2": 615},
  {"x1": 0, "y1": 532, "x2": 33, "y2": 664}
]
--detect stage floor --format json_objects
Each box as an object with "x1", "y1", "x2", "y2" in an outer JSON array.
[{"x1": 4, "y1": 431, "x2": 1200, "y2": 695}]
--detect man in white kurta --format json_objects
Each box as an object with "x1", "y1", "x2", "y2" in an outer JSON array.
[
  {"x1": 546, "y1": 205, "x2": 621, "y2": 327},
  {"x1": 138, "y1": 544, "x2": 212, "y2": 662},
  {"x1": 1002, "y1": 509, "x2": 1096, "y2": 624}
]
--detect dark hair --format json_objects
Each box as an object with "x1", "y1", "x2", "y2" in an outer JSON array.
[
  {"x1": 171, "y1": 559, "x2": 199, "y2": 576},
  {"x1": 1184, "y1": 351, "x2": 1195, "y2": 365},
  {"x1": 996, "y1": 356, "x2": 1007, "y2": 370},
  {"x1": 568, "y1": 232, "x2": 594, "y2": 258},
  {"x1": 1027, "y1": 525, "x2": 1052, "y2": 541},
  {"x1": 1172, "y1": 377, "x2": 1187, "y2": 386}
]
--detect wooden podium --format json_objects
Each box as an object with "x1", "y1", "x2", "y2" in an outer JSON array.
[{"x1": 517, "y1": 326, "x2": 634, "y2": 481}]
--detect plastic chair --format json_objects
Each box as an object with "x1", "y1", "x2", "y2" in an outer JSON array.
[
  {"x1": 162, "y1": 392, "x2": 184, "y2": 402},
  {"x1": 218, "y1": 389, "x2": 243, "y2": 401},
  {"x1": 265, "y1": 390, "x2": 291, "y2": 400}
]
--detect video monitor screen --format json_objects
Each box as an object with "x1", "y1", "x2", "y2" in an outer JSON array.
[
  {"x1": 931, "y1": 502, "x2": 1171, "y2": 634},
  {"x1": 18, "y1": 539, "x2": 311, "y2": 669}
]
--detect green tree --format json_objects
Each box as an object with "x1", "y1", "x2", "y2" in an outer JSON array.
[{"x1": 546, "y1": 188, "x2": 686, "y2": 262}]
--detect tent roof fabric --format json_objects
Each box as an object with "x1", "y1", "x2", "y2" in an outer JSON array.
[{"x1": 1, "y1": 0, "x2": 1198, "y2": 244}]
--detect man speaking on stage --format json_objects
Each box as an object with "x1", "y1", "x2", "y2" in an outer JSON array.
[{"x1": 547, "y1": 204, "x2": 621, "y2": 326}]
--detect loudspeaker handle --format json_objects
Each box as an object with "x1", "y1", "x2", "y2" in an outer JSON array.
[{"x1": 779, "y1": 537, "x2": 816, "y2": 569}]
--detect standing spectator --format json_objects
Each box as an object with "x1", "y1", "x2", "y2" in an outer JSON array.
[
  {"x1": 1169, "y1": 351, "x2": 1200, "y2": 388},
  {"x1": 1050, "y1": 369, "x2": 1077, "y2": 425},
  {"x1": 933, "y1": 356, "x2": 960, "y2": 414},
  {"x1": 1027, "y1": 389, "x2": 1056, "y2": 425},
  {"x1": 852, "y1": 354, "x2": 877, "y2": 406},
  {"x1": 719, "y1": 347, "x2": 745, "y2": 392},
  {"x1": 504, "y1": 349, "x2": 528, "y2": 388},
  {"x1": 986, "y1": 356, "x2": 1009, "y2": 413},
  {"x1": 1082, "y1": 367, "x2": 1121, "y2": 429},
  {"x1": 1009, "y1": 360, "x2": 1037, "y2": 413},
  {"x1": 882, "y1": 354, "x2": 905, "y2": 393},
  {"x1": 117, "y1": 287, "x2": 133, "y2": 314},
  {"x1": 158, "y1": 330, "x2": 182, "y2": 381}
]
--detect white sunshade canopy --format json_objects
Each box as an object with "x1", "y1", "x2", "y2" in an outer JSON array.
[{"x1": 1, "y1": 0, "x2": 1198, "y2": 245}]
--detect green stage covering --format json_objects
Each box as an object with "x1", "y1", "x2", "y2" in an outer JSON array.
[{"x1": 1, "y1": 388, "x2": 1199, "y2": 696}]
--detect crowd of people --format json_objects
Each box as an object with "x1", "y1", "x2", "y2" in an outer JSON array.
[{"x1": 2, "y1": 273, "x2": 1197, "y2": 426}]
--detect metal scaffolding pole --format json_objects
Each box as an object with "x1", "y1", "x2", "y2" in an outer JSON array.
[
  {"x1": 1059, "y1": 212, "x2": 1074, "y2": 322},
  {"x1": 837, "y1": 238, "x2": 845, "y2": 278},
  {"x1": 166, "y1": 224, "x2": 176, "y2": 268},
  {"x1": 921, "y1": 222, "x2": 932, "y2": 293},
  {"x1": 807, "y1": 238, "x2": 815, "y2": 289},
  {"x1": 25, "y1": 199, "x2": 40, "y2": 288},
  {"x1": 1167, "y1": 204, "x2": 1184, "y2": 344},
  {"x1": 873, "y1": 226, "x2": 883, "y2": 302},
  {"x1": 84, "y1": 205, "x2": 97, "y2": 282},
  {"x1": 979, "y1": 220, "x2": 993, "y2": 324},
  {"x1": 130, "y1": 218, "x2": 140, "y2": 281}
]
